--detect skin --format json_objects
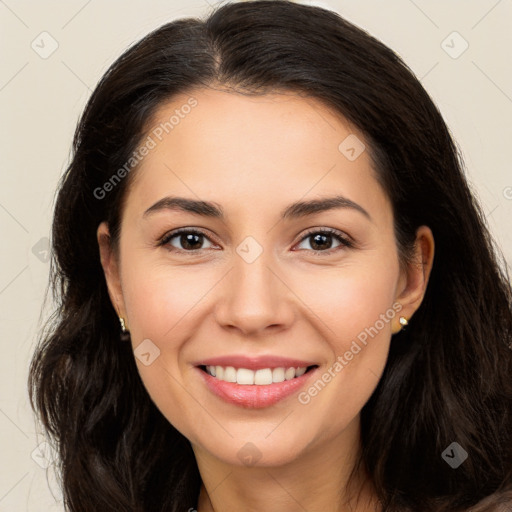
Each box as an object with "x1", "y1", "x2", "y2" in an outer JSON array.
[{"x1": 97, "y1": 87, "x2": 434, "y2": 512}]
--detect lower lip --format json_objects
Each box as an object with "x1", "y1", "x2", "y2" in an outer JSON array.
[{"x1": 196, "y1": 367, "x2": 318, "y2": 409}]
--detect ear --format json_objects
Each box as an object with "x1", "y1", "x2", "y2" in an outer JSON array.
[
  {"x1": 392, "y1": 225, "x2": 435, "y2": 334},
  {"x1": 97, "y1": 221, "x2": 127, "y2": 324}
]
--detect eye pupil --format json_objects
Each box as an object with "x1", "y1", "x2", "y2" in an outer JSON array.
[
  {"x1": 181, "y1": 233, "x2": 203, "y2": 250},
  {"x1": 310, "y1": 233, "x2": 332, "y2": 251}
]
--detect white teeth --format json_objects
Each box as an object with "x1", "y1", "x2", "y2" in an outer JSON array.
[
  {"x1": 295, "y1": 367, "x2": 306, "y2": 377},
  {"x1": 272, "y1": 367, "x2": 285, "y2": 383},
  {"x1": 224, "y1": 366, "x2": 237, "y2": 382},
  {"x1": 204, "y1": 365, "x2": 310, "y2": 385},
  {"x1": 284, "y1": 367, "x2": 295, "y2": 380},
  {"x1": 237, "y1": 368, "x2": 254, "y2": 385},
  {"x1": 254, "y1": 368, "x2": 273, "y2": 385}
]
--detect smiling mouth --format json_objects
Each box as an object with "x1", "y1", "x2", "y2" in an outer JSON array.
[{"x1": 199, "y1": 364, "x2": 318, "y2": 385}]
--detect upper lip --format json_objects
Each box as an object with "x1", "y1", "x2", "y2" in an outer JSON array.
[{"x1": 194, "y1": 355, "x2": 318, "y2": 371}]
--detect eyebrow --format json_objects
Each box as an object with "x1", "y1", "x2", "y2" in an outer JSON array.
[{"x1": 143, "y1": 195, "x2": 372, "y2": 222}]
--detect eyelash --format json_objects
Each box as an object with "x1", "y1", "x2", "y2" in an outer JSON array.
[{"x1": 157, "y1": 227, "x2": 354, "y2": 255}]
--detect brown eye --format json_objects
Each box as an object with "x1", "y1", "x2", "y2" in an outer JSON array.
[
  {"x1": 160, "y1": 229, "x2": 215, "y2": 252},
  {"x1": 295, "y1": 229, "x2": 353, "y2": 253}
]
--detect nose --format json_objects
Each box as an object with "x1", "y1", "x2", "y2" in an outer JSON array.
[{"x1": 214, "y1": 249, "x2": 295, "y2": 337}]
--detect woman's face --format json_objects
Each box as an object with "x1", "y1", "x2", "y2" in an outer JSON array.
[{"x1": 98, "y1": 87, "x2": 433, "y2": 468}]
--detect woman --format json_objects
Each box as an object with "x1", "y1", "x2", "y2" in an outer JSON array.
[{"x1": 28, "y1": 1, "x2": 512, "y2": 511}]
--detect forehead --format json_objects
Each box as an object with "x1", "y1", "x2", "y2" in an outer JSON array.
[
  {"x1": 146, "y1": 87, "x2": 356, "y2": 156},
  {"x1": 124, "y1": 87, "x2": 391, "y2": 226}
]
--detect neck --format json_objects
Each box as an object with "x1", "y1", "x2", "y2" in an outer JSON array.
[{"x1": 193, "y1": 416, "x2": 381, "y2": 512}]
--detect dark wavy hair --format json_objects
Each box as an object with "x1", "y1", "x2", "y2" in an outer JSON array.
[{"x1": 28, "y1": 1, "x2": 512, "y2": 511}]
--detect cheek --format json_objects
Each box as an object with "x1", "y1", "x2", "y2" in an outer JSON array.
[
  {"x1": 302, "y1": 256, "x2": 399, "y2": 345},
  {"x1": 121, "y1": 259, "x2": 211, "y2": 341},
  {"x1": 119, "y1": 260, "x2": 210, "y2": 438},
  {"x1": 295, "y1": 256, "x2": 399, "y2": 420}
]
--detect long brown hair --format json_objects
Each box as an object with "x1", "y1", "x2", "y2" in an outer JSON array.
[{"x1": 28, "y1": 1, "x2": 512, "y2": 510}]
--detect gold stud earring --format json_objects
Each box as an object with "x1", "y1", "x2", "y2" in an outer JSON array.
[
  {"x1": 399, "y1": 316, "x2": 409, "y2": 328},
  {"x1": 119, "y1": 317, "x2": 130, "y2": 341}
]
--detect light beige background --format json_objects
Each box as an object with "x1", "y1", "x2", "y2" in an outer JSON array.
[{"x1": 1, "y1": 0, "x2": 511, "y2": 509}]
